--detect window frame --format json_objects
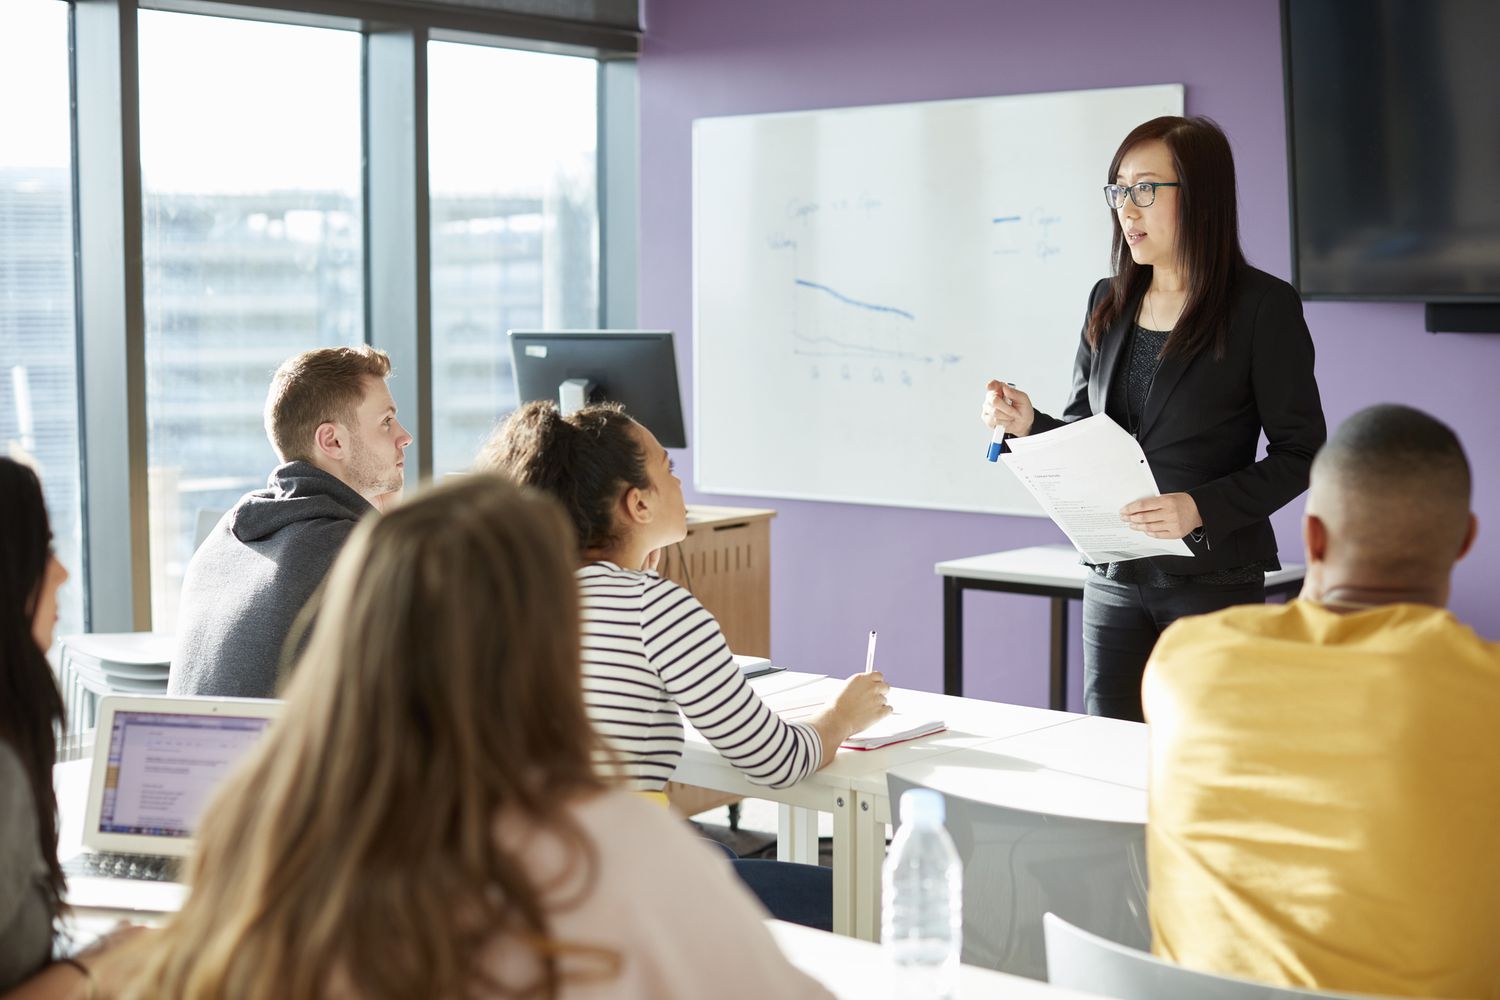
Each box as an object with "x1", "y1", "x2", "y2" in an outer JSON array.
[{"x1": 66, "y1": 0, "x2": 637, "y2": 631}]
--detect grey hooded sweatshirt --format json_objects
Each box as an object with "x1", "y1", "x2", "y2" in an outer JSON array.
[{"x1": 169, "y1": 461, "x2": 373, "y2": 698}]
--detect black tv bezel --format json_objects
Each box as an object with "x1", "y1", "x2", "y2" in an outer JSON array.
[{"x1": 1279, "y1": 0, "x2": 1500, "y2": 305}]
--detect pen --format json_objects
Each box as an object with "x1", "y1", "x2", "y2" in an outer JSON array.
[
  {"x1": 864, "y1": 630, "x2": 878, "y2": 674},
  {"x1": 986, "y1": 382, "x2": 1017, "y2": 462}
]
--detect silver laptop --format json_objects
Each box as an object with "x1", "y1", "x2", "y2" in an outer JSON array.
[{"x1": 63, "y1": 694, "x2": 280, "y2": 912}]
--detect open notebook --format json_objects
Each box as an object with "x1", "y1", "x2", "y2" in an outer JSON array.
[
  {"x1": 731, "y1": 653, "x2": 782, "y2": 679},
  {"x1": 747, "y1": 674, "x2": 945, "y2": 751},
  {"x1": 840, "y1": 714, "x2": 947, "y2": 751}
]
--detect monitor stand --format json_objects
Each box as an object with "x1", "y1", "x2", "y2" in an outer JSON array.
[{"x1": 558, "y1": 377, "x2": 595, "y2": 414}]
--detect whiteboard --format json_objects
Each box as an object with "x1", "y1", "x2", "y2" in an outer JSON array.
[{"x1": 692, "y1": 83, "x2": 1184, "y2": 515}]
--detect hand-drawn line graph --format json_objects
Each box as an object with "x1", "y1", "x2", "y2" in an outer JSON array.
[
  {"x1": 789, "y1": 276, "x2": 960, "y2": 368},
  {"x1": 795, "y1": 278, "x2": 915, "y2": 320}
]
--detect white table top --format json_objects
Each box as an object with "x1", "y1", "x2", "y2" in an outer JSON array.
[
  {"x1": 769, "y1": 920, "x2": 1110, "y2": 998},
  {"x1": 934, "y1": 542, "x2": 1305, "y2": 590},
  {"x1": 675, "y1": 673, "x2": 1085, "y2": 801},
  {"x1": 886, "y1": 716, "x2": 1148, "y2": 825}
]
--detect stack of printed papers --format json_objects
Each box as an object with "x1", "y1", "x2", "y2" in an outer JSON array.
[{"x1": 1001, "y1": 414, "x2": 1191, "y2": 563}]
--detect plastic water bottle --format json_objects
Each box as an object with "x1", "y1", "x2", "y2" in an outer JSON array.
[{"x1": 882, "y1": 788, "x2": 963, "y2": 1000}]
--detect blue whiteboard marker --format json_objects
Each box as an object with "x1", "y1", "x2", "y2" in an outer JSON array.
[
  {"x1": 987, "y1": 426, "x2": 1006, "y2": 462},
  {"x1": 986, "y1": 382, "x2": 1017, "y2": 462}
]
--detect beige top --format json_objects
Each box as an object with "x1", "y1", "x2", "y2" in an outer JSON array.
[{"x1": 479, "y1": 789, "x2": 832, "y2": 999}]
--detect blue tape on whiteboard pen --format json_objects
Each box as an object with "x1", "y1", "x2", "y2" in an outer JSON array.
[
  {"x1": 987, "y1": 426, "x2": 1006, "y2": 462},
  {"x1": 986, "y1": 382, "x2": 1017, "y2": 462}
]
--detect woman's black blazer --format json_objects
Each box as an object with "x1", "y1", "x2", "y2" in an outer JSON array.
[{"x1": 1028, "y1": 265, "x2": 1326, "y2": 576}]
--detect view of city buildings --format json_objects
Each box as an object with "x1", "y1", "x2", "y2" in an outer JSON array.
[{"x1": 2, "y1": 167, "x2": 597, "y2": 632}]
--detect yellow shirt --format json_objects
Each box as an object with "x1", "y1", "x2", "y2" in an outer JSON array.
[{"x1": 1143, "y1": 599, "x2": 1500, "y2": 999}]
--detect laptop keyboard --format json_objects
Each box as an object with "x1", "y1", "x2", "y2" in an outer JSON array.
[{"x1": 64, "y1": 852, "x2": 180, "y2": 883}]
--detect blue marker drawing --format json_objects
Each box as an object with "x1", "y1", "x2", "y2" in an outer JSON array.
[
  {"x1": 794, "y1": 278, "x2": 916, "y2": 321},
  {"x1": 992, "y1": 215, "x2": 1022, "y2": 224},
  {"x1": 791, "y1": 333, "x2": 935, "y2": 364}
]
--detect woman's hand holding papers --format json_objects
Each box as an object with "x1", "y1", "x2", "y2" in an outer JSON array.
[
  {"x1": 806, "y1": 672, "x2": 893, "y2": 769},
  {"x1": 981, "y1": 379, "x2": 1035, "y2": 438},
  {"x1": 1121, "y1": 492, "x2": 1203, "y2": 539}
]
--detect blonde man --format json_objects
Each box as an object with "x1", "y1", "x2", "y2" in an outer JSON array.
[{"x1": 169, "y1": 346, "x2": 411, "y2": 698}]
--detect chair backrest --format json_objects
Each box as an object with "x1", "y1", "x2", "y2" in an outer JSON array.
[
  {"x1": 887, "y1": 771, "x2": 1148, "y2": 982},
  {"x1": 193, "y1": 506, "x2": 228, "y2": 552},
  {"x1": 1043, "y1": 913, "x2": 1370, "y2": 1000}
]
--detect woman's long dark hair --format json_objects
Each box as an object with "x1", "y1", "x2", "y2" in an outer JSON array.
[
  {"x1": 1086, "y1": 115, "x2": 1247, "y2": 360},
  {"x1": 0, "y1": 458, "x2": 67, "y2": 922}
]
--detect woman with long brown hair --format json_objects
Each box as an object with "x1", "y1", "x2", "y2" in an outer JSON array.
[
  {"x1": 981, "y1": 116, "x2": 1325, "y2": 721},
  {"x1": 101, "y1": 475, "x2": 831, "y2": 999}
]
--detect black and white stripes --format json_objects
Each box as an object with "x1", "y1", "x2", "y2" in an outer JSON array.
[{"x1": 578, "y1": 561, "x2": 822, "y2": 792}]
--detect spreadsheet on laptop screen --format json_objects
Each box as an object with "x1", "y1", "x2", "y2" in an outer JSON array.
[{"x1": 98, "y1": 711, "x2": 272, "y2": 837}]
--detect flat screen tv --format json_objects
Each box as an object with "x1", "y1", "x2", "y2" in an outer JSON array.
[{"x1": 1282, "y1": 0, "x2": 1500, "y2": 302}]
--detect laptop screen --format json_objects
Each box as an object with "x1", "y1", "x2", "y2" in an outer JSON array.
[{"x1": 96, "y1": 710, "x2": 273, "y2": 838}]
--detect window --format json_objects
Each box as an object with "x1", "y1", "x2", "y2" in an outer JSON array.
[
  {"x1": 0, "y1": 0, "x2": 85, "y2": 641},
  {"x1": 138, "y1": 11, "x2": 363, "y2": 629},
  {"x1": 428, "y1": 42, "x2": 599, "y2": 475}
]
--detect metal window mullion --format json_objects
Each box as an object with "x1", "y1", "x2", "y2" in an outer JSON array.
[
  {"x1": 598, "y1": 56, "x2": 638, "y2": 330},
  {"x1": 72, "y1": 0, "x2": 152, "y2": 632},
  {"x1": 141, "y1": 0, "x2": 640, "y2": 54},
  {"x1": 364, "y1": 26, "x2": 433, "y2": 485}
]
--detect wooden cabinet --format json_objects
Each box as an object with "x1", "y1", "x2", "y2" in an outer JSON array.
[
  {"x1": 658, "y1": 505, "x2": 775, "y2": 820},
  {"x1": 657, "y1": 505, "x2": 774, "y2": 657}
]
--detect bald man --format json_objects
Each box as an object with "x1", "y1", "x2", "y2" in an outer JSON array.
[{"x1": 1142, "y1": 404, "x2": 1499, "y2": 999}]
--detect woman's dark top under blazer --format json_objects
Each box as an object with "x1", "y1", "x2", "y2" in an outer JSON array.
[{"x1": 1028, "y1": 264, "x2": 1326, "y2": 576}]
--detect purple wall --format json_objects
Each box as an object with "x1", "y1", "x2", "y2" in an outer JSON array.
[{"x1": 639, "y1": 0, "x2": 1500, "y2": 707}]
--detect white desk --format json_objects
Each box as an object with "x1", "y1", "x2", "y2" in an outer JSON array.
[
  {"x1": 768, "y1": 920, "x2": 1111, "y2": 999},
  {"x1": 936, "y1": 543, "x2": 1306, "y2": 704},
  {"x1": 675, "y1": 673, "x2": 1109, "y2": 940},
  {"x1": 885, "y1": 715, "x2": 1148, "y2": 825}
]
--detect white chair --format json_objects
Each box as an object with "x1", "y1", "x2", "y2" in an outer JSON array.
[
  {"x1": 887, "y1": 770, "x2": 1148, "y2": 981},
  {"x1": 1043, "y1": 912, "x2": 1372, "y2": 1000},
  {"x1": 53, "y1": 508, "x2": 221, "y2": 745},
  {"x1": 56, "y1": 632, "x2": 173, "y2": 738},
  {"x1": 192, "y1": 506, "x2": 227, "y2": 551}
]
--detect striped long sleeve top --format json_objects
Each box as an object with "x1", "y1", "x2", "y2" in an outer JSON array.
[{"x1": 578, "y1": 561, "x2": 823, "y2": 792}]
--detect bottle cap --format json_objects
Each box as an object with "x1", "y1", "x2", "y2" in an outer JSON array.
[{"x1": 899, "y1": 788, "x2": 946, "y2": 825}]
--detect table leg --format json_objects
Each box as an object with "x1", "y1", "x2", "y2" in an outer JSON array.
[
  {"x1": 777, "y1": 804, "x2": 819, "y2": 864},
  {"x1": 832, "y1": 792, "x2": 855, "y2": 936},
  {"x1": 853, "y1": 791, "x2": 883, "y2": 942},
  {"x1": 943, "y1": 577, "x2": 963, "y2": 697},
  {"x1": 1049, "y1": 596, "x2": 1068, "y2": 711}
]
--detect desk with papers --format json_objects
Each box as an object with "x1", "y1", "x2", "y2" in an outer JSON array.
[{"x1": 674, "y1": 673, "x2": 1148, "y2": 940}]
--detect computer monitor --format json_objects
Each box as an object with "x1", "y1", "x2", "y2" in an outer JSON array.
[{"x1": 508, "y1": 329, "x2": 687, "y2": 449}]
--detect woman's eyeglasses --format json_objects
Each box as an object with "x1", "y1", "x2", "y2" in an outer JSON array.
[{"x1": 1103, "y1": 181, "x2": 1180, "y2": 210}]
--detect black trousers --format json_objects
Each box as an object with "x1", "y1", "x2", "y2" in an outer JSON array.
[{"x1": 1081, "y1": 573, "x2": 1266, "y2": 722}]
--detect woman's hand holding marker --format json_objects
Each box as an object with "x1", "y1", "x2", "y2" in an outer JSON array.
[{"x1": 981, "y1": 378, "x2": 1036, "y2": 450}]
